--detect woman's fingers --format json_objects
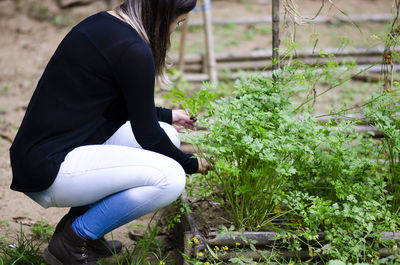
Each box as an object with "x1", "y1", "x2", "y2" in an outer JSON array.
[
  {"x1": 197, "y1": 157, "x2": 210, "y2": 173},
  {"x1": 172, "y1": 109, "x2": 190, "y2": 123},
  {"x1": 172, "y1": 109, "x2": 196, "y2": 130}
]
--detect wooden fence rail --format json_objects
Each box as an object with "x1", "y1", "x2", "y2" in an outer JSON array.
[
  {"x1": 172, "y1": 47, "x2": 390, "y2": 65},
  {"x1": 188, "y1": 13, "x2": 394, "y2": 27}
]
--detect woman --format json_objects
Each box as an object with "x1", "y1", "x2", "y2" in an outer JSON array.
[{"x1": 9, "y1": 0, "x2": 209, "y2": 264}]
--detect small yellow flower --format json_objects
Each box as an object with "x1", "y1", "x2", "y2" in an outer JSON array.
[
  {"x1": 235, "y1": 242, "x2": 240, "y2": 247},
  {"x1": 273, "y1": 206, "x2": 282, "y2": 214},
  {"x1": 276, "y1": 233, "x2": 281, "y2": 238},
  {"x1": 192, "y1": 237, "x2": 199, "y2": 244},
  {"x1": 214, "y1": 246, "x2": 220, "y2": 251},
  {"x1": 256, "y1": 224, "x2": 261, "y2": 230},
  {"x1": 222, "y1": 246, "x2": 229, "y2": 251},
  {"x1": 159, "y1": 261, "x2": 165, "y2": 265},
  {"x1": 204, "y1": 262, "x2": 210, "y2": 265},
  {"x1": 254, "y1": 262, "x2": 258, "y2": 265},
  {"x1": 196, "y1": 252, "x2": 204, "y2": 257}
]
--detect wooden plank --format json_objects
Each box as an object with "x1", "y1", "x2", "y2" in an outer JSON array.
[
  {"x1": 172, "y1": 47, "x2": 390, "y2": 65},
  {"x1": 206, "y1": 230, "x2": 400, "y2": 246},
  {"x1": 181, "y1": 64, "x2": 400, "y2": 82},
  {"x1": 180, "y1": 56, "x2": 384, "y2": 72},
  {"x1": 188, "y1": 13, "x2": 394, "y2": 26},
  {"x1": 190, "y1": 248, "x2": 398, "y2": 261}
]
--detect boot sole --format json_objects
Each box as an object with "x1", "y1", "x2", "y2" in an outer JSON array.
[{"x1": 43, "y1": 247, "x2": 64, "y2": 265}]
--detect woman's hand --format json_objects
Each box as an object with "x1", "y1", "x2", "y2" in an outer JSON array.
[
  {"x1": 172, "y1": 109, "x2": 196, "y2": 130},
  {"x1": 197, "y1": 157, "x2": 210, "y2": 174}
]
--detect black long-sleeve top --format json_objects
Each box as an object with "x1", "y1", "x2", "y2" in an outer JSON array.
[{"x1": 9, "y1": 11, "x2": 198, "y2": 193}]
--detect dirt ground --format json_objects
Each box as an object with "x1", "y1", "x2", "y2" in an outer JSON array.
[{"x1": 0, "y1": 0, "x2": 395, "y2": 262}]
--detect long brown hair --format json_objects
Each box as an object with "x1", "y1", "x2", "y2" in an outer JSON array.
[{"x1": 116, "y1": 0, "x2": 197, "y2": 84}]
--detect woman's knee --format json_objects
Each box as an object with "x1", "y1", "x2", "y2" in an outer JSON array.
[
  {"x1": 159, "y1": 158, "x2": 186, "y2": 201},
  {"x1": 104, "y1": 121, "x2": 140, "y2": 148},
  {"x1": 159, "y1": 122, "x2": 180, "y2": 148},
  {"x1": 109, "y1": 159, "x2": 185, "y2": 213},
  {"x1": 105, "y1": 121, "x2": 180, "y2": 149}
]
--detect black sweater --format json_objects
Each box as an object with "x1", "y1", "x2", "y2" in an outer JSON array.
[{"x1": 9, "y1": 11, "x2": 198, "y2": 193}]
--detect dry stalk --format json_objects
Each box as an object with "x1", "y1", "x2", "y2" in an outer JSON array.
[
  {"x1": 281, "y1": 0, "x2": 364, "y2": 54},
  {"x1": 383, "y1": 0, "x2": 400, "y2": 90}
]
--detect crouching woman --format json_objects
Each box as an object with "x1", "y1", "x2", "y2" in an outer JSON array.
[{"x1": 9, "y1": 0, "x2": 209, "y2": 264}]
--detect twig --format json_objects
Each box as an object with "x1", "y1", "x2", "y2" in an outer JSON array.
[
  {"x1": 294, "y1": 64, "x2": 376, "y2": 112},
  {"x1": 383, "y1": 0, "x2": 400, "y2": 90},
  {"x1": 0, "y1": 131, "x2": 13, "y2": 143}
]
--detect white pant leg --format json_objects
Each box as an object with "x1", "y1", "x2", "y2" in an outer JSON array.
[
  {"x1": 26, "y1": 122, "x2": 185, "y2": 208},
  {"x1": 104, "y1": 121, "x2": 181, "y2": 149}
]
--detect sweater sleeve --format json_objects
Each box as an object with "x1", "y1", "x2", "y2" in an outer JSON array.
[
  {"x1": 113, "y1": 41, "x2": 198, "y2": 174},
  {"x1": 156, "y1": 107, "x2": 172, "y2": 124}
]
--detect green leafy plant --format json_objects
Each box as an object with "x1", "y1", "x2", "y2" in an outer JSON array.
[
  {"x1": 30, "y1": 219, "x2": 54, "y2": 241},
  {"x1": 178, "y1": 57, "x2": 359, "y2": 229},
  {"x1": 28, "y1": 1, "x2": 51, "y2": 21},
  {"x1": 172, "y1": 53, "x2": 400, "y2": 262},
  {"x1": 165, "y1": 81, "x2": 218, "y2": 119},
  {"x1": 53, "y1": 15, "x2": 75, "y2": 28},
  {"x1": 0, "y1": 83, "x2": 10, "y2": 95},
  {"x1": 166, "y1": 200, "x2": 193, "y2": 230},
  {"x1": 364, "y1": 88, "x2": 400, "y2": 213}
]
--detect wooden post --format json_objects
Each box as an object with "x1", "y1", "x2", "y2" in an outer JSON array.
[
  {"x1": 272, "y1": 0, "x2": 280, "y2": 81},
  {"x1": 178, "y1": 14, "x2": 190, "y2": 72},
  {"x1": 202, "y1": 0, "x2": 218, "y2": 83}
]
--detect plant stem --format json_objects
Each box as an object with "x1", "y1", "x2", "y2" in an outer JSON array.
[{"x1": 294, "y1": 64, "x2": 376, "y2": 113}]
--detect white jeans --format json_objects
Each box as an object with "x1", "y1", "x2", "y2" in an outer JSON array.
[{"x1": 27, "y1": 121, "x2": 186, "y2": 209}]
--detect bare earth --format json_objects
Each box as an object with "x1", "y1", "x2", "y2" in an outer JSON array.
[{"x1": 0, "y1": 0, "x2": 395, "y2": 260}]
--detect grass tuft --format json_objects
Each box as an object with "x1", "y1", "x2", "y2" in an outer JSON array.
[{"x1": 0, "y1": 225, "x2": 46, "y2": 265}]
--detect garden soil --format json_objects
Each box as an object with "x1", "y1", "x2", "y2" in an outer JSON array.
[{"x1": 0, "y1": 0, "x2": 394, "y2": 260}]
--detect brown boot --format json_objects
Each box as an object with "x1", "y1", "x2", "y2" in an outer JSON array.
[
  {"x1": 54, "y1": 207, "x2": 88, "y2": 234},
  {"x1": 54, "y1": 207, "x2": 123, "y2": 257},
  {"x1": 44, "y1": 221, "x2": 98, "y2": 265}
]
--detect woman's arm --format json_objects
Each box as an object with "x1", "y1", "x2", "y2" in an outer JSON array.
[
  {"x1": 155, "y1": 107, "x2": 172, "y2": 124},
  {"x1": 113, "y1": 41, "x2": 198, "y2": 174}
]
